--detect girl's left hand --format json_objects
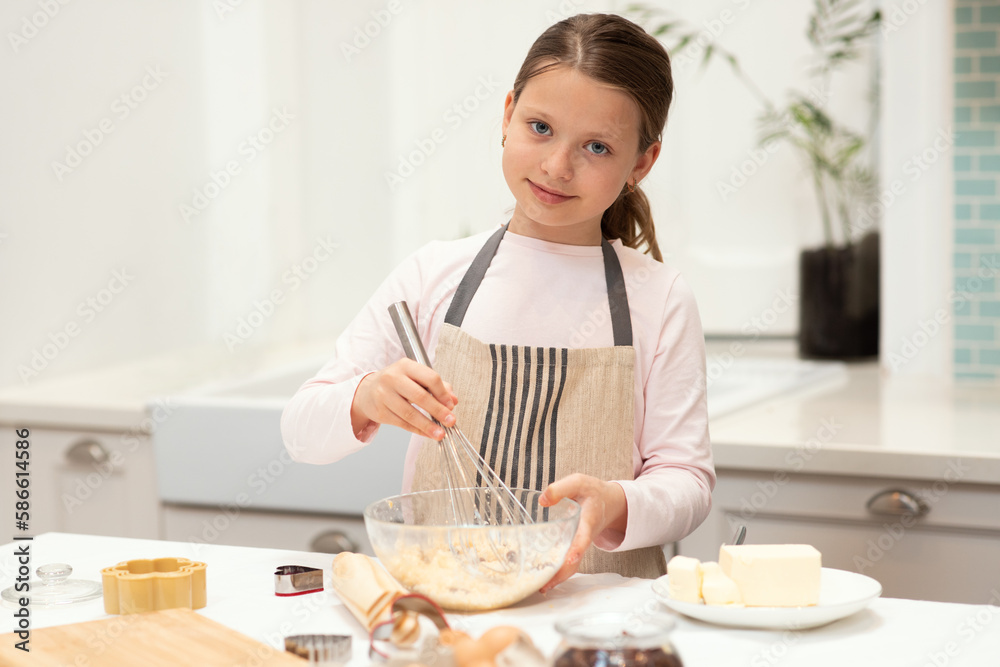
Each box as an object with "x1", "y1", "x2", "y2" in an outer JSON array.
[{"x1": 537, "y1": 473, "x2": 628, "y2": 593}]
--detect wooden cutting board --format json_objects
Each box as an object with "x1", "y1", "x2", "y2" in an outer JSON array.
[{"x1": 0, "y1": 608, "x2": 306, "y2": 666}]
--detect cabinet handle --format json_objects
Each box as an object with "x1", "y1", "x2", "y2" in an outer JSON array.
[
  {"x1": 310, "y1": 530, "x2": 357, "y2": 554},
  {"x1": 866, "y1": 489, "x2": 929, "y2": 518},
  {"x1": 65, "y1": 439, "x2": 111, "y2": 467}
]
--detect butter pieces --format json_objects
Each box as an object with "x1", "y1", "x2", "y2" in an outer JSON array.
[
  {"x1": 699, "y1": 562, "x2": 743, "y2": 606},
  {"x1": 664, "y1": 545, "x2": 823, "y2": 608},
  {"x1": 719, "y1": 544, "x2": 821, "y2": 607},
  {"x1": 666, "y1": 555, "x2": 703, "y2": 604}
]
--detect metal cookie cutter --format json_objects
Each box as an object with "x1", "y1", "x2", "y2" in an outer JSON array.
[
  {"x1": 274, "y1": 565, "x2": 324, "y2": 597},
  {"x1": 285, "y1": 634, "x2": 351, "y2": 665}
]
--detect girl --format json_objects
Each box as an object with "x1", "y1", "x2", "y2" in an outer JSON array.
[{"x1": 281, "y1": 13, "x2": 714, "y2": 590}]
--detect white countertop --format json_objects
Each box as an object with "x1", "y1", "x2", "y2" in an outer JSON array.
[
  {"x1": 707, "y1": 340, "x2": 1000, "y2": 484},
  {"x1": 3, "y1": 533, "x2": 999, "y2": 666},
  {"x1": 0, "y1": 340, "x2": 334, "y2": 431}
]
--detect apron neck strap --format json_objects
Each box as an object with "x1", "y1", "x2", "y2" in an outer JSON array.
[{"x1": 444, "y1": 223, "x2": 633, "y2": 346}]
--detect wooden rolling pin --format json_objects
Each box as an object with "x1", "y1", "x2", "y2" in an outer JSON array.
[{"x1": 329, "y1": 553, "x2": 420, "y2": 646}]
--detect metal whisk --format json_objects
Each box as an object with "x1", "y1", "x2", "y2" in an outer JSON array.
[{"x1": 388, "y1": 302, "x2": 533, "y2": 571}]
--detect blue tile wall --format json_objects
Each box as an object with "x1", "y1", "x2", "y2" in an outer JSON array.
[{"x1": 955, "y1": 0, "x2": 1000, "y2": 381}]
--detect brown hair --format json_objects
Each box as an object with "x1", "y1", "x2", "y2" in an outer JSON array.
[{"x1": 510, "y1": 13, "x2": 673, "y2": 261}]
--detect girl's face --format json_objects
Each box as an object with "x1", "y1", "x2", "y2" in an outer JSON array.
[{"x1": 501, "y1": 64, "x2": 661, "y2": 245}]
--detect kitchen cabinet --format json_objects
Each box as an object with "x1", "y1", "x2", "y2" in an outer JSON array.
[
  {"x1": 0, "y1": 426, "x2": 160, "y2": 539},
  {"x1": 160, "y1": 503, "x2": 373, "y2": 555},
  {"x1": 679, "y1": 468, "x2": 1000, "y2": 604}
]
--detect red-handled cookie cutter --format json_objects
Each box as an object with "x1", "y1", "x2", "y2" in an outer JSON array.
[{"x1": 369, "y1": 594, "x2": 451, "y2": 661}]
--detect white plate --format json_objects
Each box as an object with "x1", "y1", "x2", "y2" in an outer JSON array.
[{"x1": 651, "y1": 567, "x2": 882, "y2": 630}]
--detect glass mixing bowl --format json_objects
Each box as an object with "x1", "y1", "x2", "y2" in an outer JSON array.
[{"x1": 364, "y1": 488, "x2": 580, "y2": 611}]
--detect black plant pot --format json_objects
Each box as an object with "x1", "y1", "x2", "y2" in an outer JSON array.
[{"x1": 798, "y1": 231, "x2": 880, "y2": 360}]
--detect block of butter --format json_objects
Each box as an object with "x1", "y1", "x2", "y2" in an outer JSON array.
[
  {"x1": 699, "y1": 561, "x2": 743, "y2": 606},
  {"x1": 666, "y1": 555, "x2": 703, "y2": 604},
  {"x1": 719, "y1": 544, "x2": 821, "y2": 607}
]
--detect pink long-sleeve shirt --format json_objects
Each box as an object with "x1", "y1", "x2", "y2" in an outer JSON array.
[{"x1": 281, "y1": 226, "x2": 715, "y2": 552}]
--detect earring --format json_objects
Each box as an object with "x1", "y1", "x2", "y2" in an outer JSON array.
[
  {"x1": 626, "y1": 179, "x2": 636, "y2": 194},
  {"x1": 502, "y1": 134, "x2": 506, "y2": 148}
]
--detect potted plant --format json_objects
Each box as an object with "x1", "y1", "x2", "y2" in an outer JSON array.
[{"x1": 628, "y1": 1, "x2": 882, "y2": 359}]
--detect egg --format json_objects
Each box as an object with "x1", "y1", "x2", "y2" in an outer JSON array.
[
  {"x1": 477, "y1": 626, "x2": 521, "y2": 656},
  {"x1": 451, "y1": 636, "x2": 494, "y2": 665},
  {"x1": 439, "y1": 628, "x2": 471, "y2": 646}
]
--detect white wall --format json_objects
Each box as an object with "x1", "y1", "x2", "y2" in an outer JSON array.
[
  {"x1": 0, "y1": 1, "x2": 213, "y2": 387},
  {"x1": 297, "y1": 0, "x2": 397, "y2": 339},
  {"x1": 0, "y1": 0, "x2": 396, "y2": 389}
]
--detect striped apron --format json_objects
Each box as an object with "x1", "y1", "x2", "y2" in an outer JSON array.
[{"x1": 411, "y1": 224, "x2": 666, "y2": 579}]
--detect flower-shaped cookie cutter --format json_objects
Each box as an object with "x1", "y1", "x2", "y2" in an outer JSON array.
[{"x1": 101, "y1": 557, "x2": 207, "y2": 615}]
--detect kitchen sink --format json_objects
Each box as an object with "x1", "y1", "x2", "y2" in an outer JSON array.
[
  {"x1": 705, "y1": 353, "x2": 847, "y2": 419},
  {"x1": 152, "y1": 356, "x2": 409, "y2": 516}
]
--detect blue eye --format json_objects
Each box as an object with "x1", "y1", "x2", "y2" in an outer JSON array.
[
  {"x1": 529, "y1": 121, "x2": 551, "y2": 135},
  {"x1": 588, "y1": 142, "x2": 608, "y2": 155}
]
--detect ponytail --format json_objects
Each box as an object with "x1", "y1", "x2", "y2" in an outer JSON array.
[{"x1": 602, "y1": 186, "x2": 663, "y2": 262}]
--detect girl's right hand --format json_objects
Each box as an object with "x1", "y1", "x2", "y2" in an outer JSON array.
[{"x1": 350, "y1": 359, "x2": 458, "y2": 440}]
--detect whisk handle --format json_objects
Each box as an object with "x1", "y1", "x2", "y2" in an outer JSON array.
[{"x1": 388, "y1": 301, "x2": 433, "y2": 369}]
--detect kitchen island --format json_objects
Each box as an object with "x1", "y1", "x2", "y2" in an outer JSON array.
[{"x1": 2, "y1": 533, "x2": 999, "y2": 665}]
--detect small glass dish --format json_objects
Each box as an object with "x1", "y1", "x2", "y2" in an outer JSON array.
[
  {"x1": 553, "y1": 611, "x2": 683, "y2": 667},
  {"x1": 1, "y1": 563, "x2": 102, "y2": 608}
]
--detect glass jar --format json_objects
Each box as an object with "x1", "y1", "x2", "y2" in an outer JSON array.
[{"x1": 553, "y1": 611, "x2": 683, "y2": 667}]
